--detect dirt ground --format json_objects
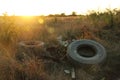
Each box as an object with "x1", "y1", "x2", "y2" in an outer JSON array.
[{"x1": 42, "y1": 39, "x2": 120, "y2": 80}]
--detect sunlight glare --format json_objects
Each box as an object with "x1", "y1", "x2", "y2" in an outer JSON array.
[
  {"x1": 21, "y1": 16, "x2": 34, "y2": 19},
  {"x1": 0, "y1": 0, "x2": 120, "y2": 15},
  {"x1": 38, "y1": 18, "x2": 44, "y2": 24}
]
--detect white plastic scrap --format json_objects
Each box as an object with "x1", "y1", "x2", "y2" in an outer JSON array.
[
  {"x1": 64, "y1": 70, "x2": 71, "y2": 74},
  {"x1": 71, "y1": 68, "x2": 76, "y2": 79},
  {"x1": 57, "y1": 36, "x2": 69, "y2": 47}
]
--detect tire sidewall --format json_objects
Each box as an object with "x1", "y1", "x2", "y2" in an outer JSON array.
[{"x1": 67, "y1": 39, "x2": 106, "y2": 64}]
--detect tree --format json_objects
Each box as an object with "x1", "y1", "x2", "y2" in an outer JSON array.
[
  {"x1": 71, "y1": 11, "x2": 77, "y2": 16},
  {"x1": 60, "y1": 13, "x2": 66, "y2": 17}
]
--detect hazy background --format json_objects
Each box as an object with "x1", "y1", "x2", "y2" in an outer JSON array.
[{"x1": 0, "y1": 0, "x2": 120, "y2": 15}]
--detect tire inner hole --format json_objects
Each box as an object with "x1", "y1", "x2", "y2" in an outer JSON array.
[{"x1": 77, "y1": 45, "x2": 96, "y2": 57}]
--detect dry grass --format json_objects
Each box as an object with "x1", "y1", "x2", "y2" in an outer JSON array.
[{"x1": 0, "y1": 9, "x2": 120, "y2": 80}]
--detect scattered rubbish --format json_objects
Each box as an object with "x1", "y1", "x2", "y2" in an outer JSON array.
[
  {"x1": 64, "y1": 70, "x2": 70, "y2": 74},
  {"x1": 57, "y1": 35, "x2": 69, "y2": 47},
  {"x1": 64, "y1": 68, "x2": 76, "y2": 80},
  {"x1": 16, "y1": 38, "x2": 107, "y2": 80},
  {"x1": 71, "y1": 68, "x2": 76, "y2": 80}
]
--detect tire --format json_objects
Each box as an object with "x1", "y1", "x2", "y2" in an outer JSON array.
[
  {"x1": 16, "y1": 41, "x2": 45, "y2": 61},
  {"x1": 67, "y1": 39, "x2": 106, "y2": 64},
  {"x1": 19, "y1": 41, "x2": 44, "y2": 48}
]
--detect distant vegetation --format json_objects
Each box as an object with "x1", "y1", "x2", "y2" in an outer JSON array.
[{"x1": 0, "y1": 8, "x2": 120, "y2": 80}]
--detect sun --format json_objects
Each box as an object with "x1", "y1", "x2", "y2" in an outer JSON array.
[
  {"x1": 0, "y1": 0, "x2": 45, "y2": 16},
  {"x1": 11, "y1": 0, "x2": 42, "y2": 16}
]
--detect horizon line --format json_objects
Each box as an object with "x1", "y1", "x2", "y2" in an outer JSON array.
[{"x1": 0, "y1": 8, "x2": 120, "y2": 16}]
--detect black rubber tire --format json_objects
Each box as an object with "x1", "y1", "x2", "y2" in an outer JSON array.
[{"x1": 67, "y1": 39, "x2": 106, "y2": 64}]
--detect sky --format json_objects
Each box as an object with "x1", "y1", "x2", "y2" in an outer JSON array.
[{"x1": 0, "y1": 0, "x2": 120, "y2": 16}]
